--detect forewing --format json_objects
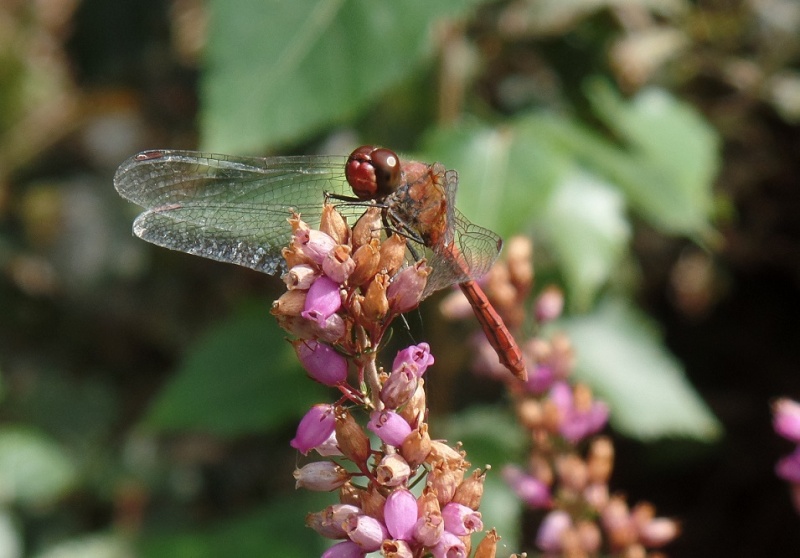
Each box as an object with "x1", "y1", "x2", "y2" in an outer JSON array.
[{"x1": 114, "y1": 150, "x2": 351, "y2": 275}]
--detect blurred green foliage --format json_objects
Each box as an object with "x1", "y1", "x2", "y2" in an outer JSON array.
[{"x1": 2, "y1": 0, "x2": 800, "y2": 556}]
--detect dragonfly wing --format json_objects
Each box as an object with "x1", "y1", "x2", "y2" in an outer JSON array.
[
  {"x1": 421, "y1": 170, "x2": 502, "y2": 296},
  {"x1": 114, "y1": 150, "x2": 350, "y2": 275}
]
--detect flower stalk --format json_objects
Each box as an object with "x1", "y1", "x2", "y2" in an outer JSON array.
[{"x1": 273, "y1": 205, "x2": 500, "y2": 558}]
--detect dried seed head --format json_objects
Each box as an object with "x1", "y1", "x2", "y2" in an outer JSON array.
[
  {"x1": 350, "y1": 239, "x2": 381, "y2": 286},
  {"x1": 319, "y1": 204, "x2": 349, "y2": 245},
  {"x1": 281, "y1": 244, "x2": 315, "y2": 269},
  {"x1": 361, "y1": 272, "x2": 390, "y2": 323},
  {"x1": 587, "y1": 436, "x2": 614, "y2": 484},
  {"x1": 379, "y1": 234, "x2": 407, "y2": 276},
  {"x1": 271, "y1": 289, "x2": 307, "y2": 317},
  {"x1": 506, "y1": 235, "x2": 533, "y2": 293},
  {"x1": 398, "y1": 378, "x2": 426, "y2": 428},
  {"x1": 376, "y1": 453, "x2": 411, "y2": 487},
  {"x1": 400, "y1": 423, "x2": 432, "y2": 468},
  {"x1": 473, "y1": 528, "x2": 500, "y2": 558},
  {"x1": 360, "y1": 482, "x2": 387, "y2": 521},
  {"x1": 334, "y1": 407, "x2": 370, "y2": 464},
  {"x1": 352, "y1": 207, "x2": 382, "y2": 248},
  {"x1": 452, "y1": 467, "x2": 487, "y2": 510}
]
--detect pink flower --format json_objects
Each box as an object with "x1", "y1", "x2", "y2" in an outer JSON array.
[
  {"x1": 293, "y1": 340, "x2": 348, "y2": 386},
  {"x1": 322, "y1": 246, "x2": 356, "y2": 284},
  {"x1": 384, "y1": 489, "x2": 417, "y2": 541},
  {"x1": 502, "y1": 465, "x2": 552, "y2": 508},
  {"x1": 534, "y1": 286, "x2": 564, "y2": 322},
  {"x1": 773, "y1": 398, "x2": 800, "y2": 443},
  {"x1": 293, "y1": 461, "x2": 350, "y2": 491},
  {"x1": 392, "y1": 343, "x2": 435, "y2": 378},
  {"x1": 283, "y1": 264, "x2": 318, "y2": 290},
  {"x1": 536, "y1": 510, "x2": 571, "y2": 552},
  {"x1": 290, "y1": 404, "x2": 336, "y2": 455},
  {"x1": 380, "y1": 366, "x2": 418, "y2": 409},
  {"x1": 776, "y1": 446, "x2": 800, "y2": 483},
  {"x1": 441, "y1": 502, "x2": 483, "y2": 535},
  {"x1": 321, "y1": 540, "x2": 365, "y2": 558},
  {"x1": 550, "y1": 381, "x2": 608, "y2": 443},
  {"x1": 307, "y1": 504, "x2": 361, "y2": 539},
  {"x1": 413, "y1": 511, "x2": 443, "y2": 547},
  {"x1": 524, "y1": 365, "x2": 555, "y2": 394},
  {"x1": 387, "y1": 262, "x2": 429, "y2": 313},
  {"x1": 294, "y1": 229, "x2": 337, "y2": 264},
  {"x1": 367, "y1": 410, "x2": 412, "y2": 447},
  {"x1": 302, "y1": 276, "x2": 342, "y2": 325},
  {"x1": 430, "y1": 531, "x2": 466, "y2": 558},
  {"x1": 345, "y1": 514, "x2": 388, "y2": 552}
]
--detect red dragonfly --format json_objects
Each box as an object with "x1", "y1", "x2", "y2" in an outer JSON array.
[{"x1": 114, "y1": 146, "x2": 527, "y2": 380}]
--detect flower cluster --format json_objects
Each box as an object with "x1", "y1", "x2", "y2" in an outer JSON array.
[
  {"x1": 445, "y1": 236, "x2": 679, "y2": 557},
  {"x1": 272, "y1": 205, "x2": 501, "y2": 558},
  {"x1": 772, "y1": 398, "x2": 800, "y2": 514}
]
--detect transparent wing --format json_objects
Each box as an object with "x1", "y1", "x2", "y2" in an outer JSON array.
[
  {"x1": 422, "y1": 171, "x2": 502, "y2": 297},
  {"x1": 114, "y1": 150, "x2": 353, "y2": 275}
]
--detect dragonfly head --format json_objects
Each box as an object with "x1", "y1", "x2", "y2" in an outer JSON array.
[{"x1": 345, "y1": 145, "x2": 401, "y2": 200}]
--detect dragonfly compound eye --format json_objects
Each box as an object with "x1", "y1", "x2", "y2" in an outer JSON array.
[{"x1": 345, "y1": 146, "x2": 401, "y2": 200}]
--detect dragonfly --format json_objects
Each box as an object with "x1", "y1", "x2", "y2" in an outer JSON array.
[{"x1": 114, "y1": 146, "x2": 527, "y2": 381}]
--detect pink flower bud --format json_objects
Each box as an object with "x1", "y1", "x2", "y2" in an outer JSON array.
[
  {"x1": 773, "y1": 398, "x2": 800, "y2": 443},
  {"x1": 321, "y1": 540, "x2": 365, "y2": 558},
  {"x1": 776, "y1": 447, "x2": 800, "y2": 483},
  {"x1": 323, "y1": 245, "x2": 356, "y2": 284},
  {"x1": 431, "y1": 531, "x2": 466, "y2": 558},
  {"x1": 387, "y1": 262, "x2": 429, "y2": 314},
  {"x1": 502, "y1": 465, "x2": 552, "y2": 508},
  {"x1": 549, "y1": 382, "x2": 609, "y2": 443},
  {"x1": 368, "y1": 410, "x2": 412, "y2": 447},
  {"x1": 392, "y1": 343, "x2": 435, "y2": 378},
  {"x1": 535, "y1": 285, "x2": 564, "y2": 322},
  {"x1": 380, "y1": 366, "x2": 418, "y2": 409},
  {"x1": 293, "y1": 340, "x2": 347, "y2": 386},
  {"x1": 441, "y1": 502, "x2": 483, "y2": 536},
  {"x1": 290, "y1": 404, "x2": 336, "y2": 455},
  {"x1": 524, "y1": 365, "x2": 556, "y2": 394},
  {"x1": 293, "y1": 461, "x2": 350, "y2": 491},
  {"x1": 301, "y1": 276, "x2": 342, "y2": 324},
  {"x1": 384, "y1": 488, "x2": 417, "y2": 541},
  {"x1": 536, "y1": 510, "x2": 571, "y2": 552},
  {"x1": 344, "y1": 514, "x2": 388, "y2": 552},
  {"x1": 295, "y1": 229, "x2": 337, "y2": 264}
]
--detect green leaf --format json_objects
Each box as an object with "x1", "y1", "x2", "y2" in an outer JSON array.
[
  {"x1": 138, "y1": 494, "x2": 327, "y2": 558},
  {"x1": 538, "y1": 169, "x2": 630, "y2": 309},
  {"x1": 421, "y1": 115, "x2": 630, "y2": 306},
  {"x1": 586, "y1": 81, "x2": 720, "y2": 236},
  {"x1": 420, "y1": 116, "x2": 567, "y2": 238},
  {"x1": 201, "y1": 0, "x2": 483, "y2": 153},
  {"x1": 140, "y1": 302, "x2": 324, "y2": 436},
  {"x1": 560, "y1": 297, "x2": 721, "y2": 440},
  {"x1": 0, "y1": 427, "x2": 77, "y2": 506}
]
